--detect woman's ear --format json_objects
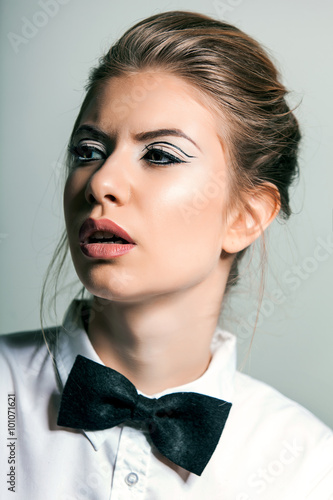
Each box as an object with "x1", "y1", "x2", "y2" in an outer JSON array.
[{"x1": 222, "y1": 183, "x2": 281, "y2": 254}]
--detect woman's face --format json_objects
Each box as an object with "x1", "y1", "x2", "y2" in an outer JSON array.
[{"x1": 64, "y1": 71, "x2": 233, "y2": 302}]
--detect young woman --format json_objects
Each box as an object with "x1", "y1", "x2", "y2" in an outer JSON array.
[{"x1": 1, "y1": 10, "x2": 332, "y2": 500}]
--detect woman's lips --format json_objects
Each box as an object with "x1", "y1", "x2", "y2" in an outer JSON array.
[
  {"x1": 79, "y1": 218, "x2": 136, "y2": 259},
  {"x1": 80, "y1": 242, "x2": 135, "y2": 259},
  {"x1": 79, "y1": 217, "x2": 135, "y2": 244}
]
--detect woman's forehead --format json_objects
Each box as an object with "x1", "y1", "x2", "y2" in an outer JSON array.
[
  {"x1": 83, "y1": 72, "x2": 217, "y2": 120},
  {"x1": 77, "y1": 71, "x2": 222, "y2": 146}
]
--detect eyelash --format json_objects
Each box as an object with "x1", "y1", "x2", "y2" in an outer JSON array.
[
  {"x1": 68, "y1": 142, "x2": 186, "y2": 166},
  {"x1": 141, "y1": 146, "x2": 184, "y2": 166},
  {"x1": 68, "y1": 143, "x2": 105, "y2": 163}
]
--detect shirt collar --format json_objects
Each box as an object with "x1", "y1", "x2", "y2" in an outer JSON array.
[{"x1": 55, "y1": 299, "x2": 236, "y2": 450}]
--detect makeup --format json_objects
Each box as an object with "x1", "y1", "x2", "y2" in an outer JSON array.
[{"x1": 79, "y1": 218, "x2": 136, "y2": 259}]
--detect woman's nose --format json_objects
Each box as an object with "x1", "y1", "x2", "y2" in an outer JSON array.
[{"x1": 84, "y1": 152, "x2": 131, "y2": 206}]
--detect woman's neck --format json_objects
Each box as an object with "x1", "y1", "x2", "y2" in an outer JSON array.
[{"x1": 87, "y1": 272, "x2": 227, "y2": 395}]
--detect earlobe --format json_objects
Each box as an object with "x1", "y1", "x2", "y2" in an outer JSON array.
[{"x1": 222, "y1": 183, "x2": 281, "y2": 254}]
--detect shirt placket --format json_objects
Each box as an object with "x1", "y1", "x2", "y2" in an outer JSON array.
[{"x1": 110, "y1": 426, "x2": 151, "y2": 500}]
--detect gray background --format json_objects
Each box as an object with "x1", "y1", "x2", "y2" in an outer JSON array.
[{"x1": 1, "y1": 0, "x2": 332, "y2": 427}]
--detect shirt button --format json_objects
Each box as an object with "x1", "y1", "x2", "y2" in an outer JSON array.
[{"x1": 125, "y1": 472, "x2": 139, "y2": 486}]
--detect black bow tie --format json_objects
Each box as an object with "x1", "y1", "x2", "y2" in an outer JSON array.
[{"x1": 57, "y1": 355, "x2": 232, "y2": 476}]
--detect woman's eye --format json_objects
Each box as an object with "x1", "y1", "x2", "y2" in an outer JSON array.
[
  {"x1": 68, "y1": 142, "x2": 106, "y2": 163},
  {"x1": 142, "y1": 147, "x2": 183, "y2": 166}
]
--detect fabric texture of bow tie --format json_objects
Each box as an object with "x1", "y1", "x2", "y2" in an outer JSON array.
[{"x1": 57, "y1": 355, "x2": 232, "y2": 476}]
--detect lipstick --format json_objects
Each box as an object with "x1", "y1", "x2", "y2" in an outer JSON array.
[{"x1": 79, "y1": 218, "x2": 136, "y2": 259}]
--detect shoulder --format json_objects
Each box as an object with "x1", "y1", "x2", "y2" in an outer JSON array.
[
  {"x1": 233, "y1": 370, "x2": 328, "y2": 427},
  {"x1": 0, "y1": 327, "x2": 59, "y2": 382},
  {"x1": 0, "y1": 328, "x2": 45, "y2": 349},
  {"x1": 232, "y1": 370, "x2": 331, "y2": 439},
  {"x1": 227, "y1": 371, "x2": 333, "y2": 498},
  {"x1": 0, "y1": 326, "x2": 58, "y2": 358}
]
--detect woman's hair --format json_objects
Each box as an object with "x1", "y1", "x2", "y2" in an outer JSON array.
[{"x1": 41, "y1": 10, "x2": 301, "y2": 328}]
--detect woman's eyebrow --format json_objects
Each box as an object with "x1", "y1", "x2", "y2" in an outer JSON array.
[
  {"x1": 72, "y1": 125, "x2": 110, "y2": 142},
  {"x1": 134, "y1": 129, "x2": 201, "y2": 152},
  {"x1": 73, "y1": 125, "x2": 201, "y2": 153}
]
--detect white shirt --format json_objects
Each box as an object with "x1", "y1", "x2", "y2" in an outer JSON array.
[{"x1": 0, "y1": 299, "x2": 332, "y2": 500}]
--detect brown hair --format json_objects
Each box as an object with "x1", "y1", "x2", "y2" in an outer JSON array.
[{"x1": 41, "y1": 10, "x2": 300, "y2": 328}]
